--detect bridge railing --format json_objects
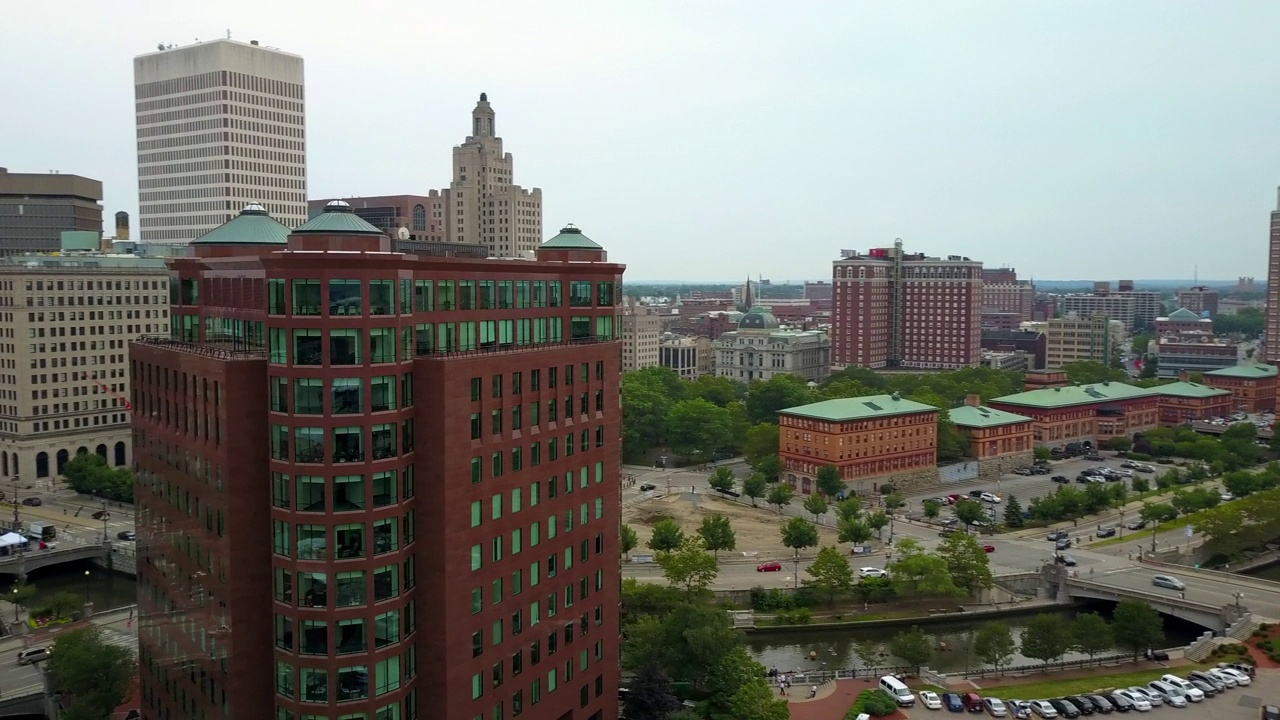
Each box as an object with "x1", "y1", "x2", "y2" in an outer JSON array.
[
  {"x1": 1140, "y1": 558, "x2": 1280, "y2": 591},
  {"x1": 1066, "y1": 578, "x2": 1224, "y2": 612}
]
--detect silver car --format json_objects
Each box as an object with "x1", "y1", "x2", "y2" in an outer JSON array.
[{"x1": 1151, "y1": 574, "x2": 1186, "y2": 591}]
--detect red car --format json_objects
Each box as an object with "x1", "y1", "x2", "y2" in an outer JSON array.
[
  {"x1": 756, "y1": 561, "x2": 783, "y2": 572},
  {"x1": 945, "y1": 494, "x2": 963, "y2": 504},
  {"x1": 982, "y1": 545, "x2": 996, "y2": 553}
]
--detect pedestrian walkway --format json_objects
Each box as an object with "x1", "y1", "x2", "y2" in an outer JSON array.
[{"x1": 785, "y1": 678, "x2": 885, "y2": 720}]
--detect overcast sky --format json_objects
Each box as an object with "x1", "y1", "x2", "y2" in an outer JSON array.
[{"x1": 4, "y1": 1, "x2": 1279, "y2": 282}]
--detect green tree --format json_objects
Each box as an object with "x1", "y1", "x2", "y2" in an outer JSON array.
[
  {"x1": 780, "y1": 517, "x2": 819, "y2": 558},
  {"x1": 10, "y1": 583, "x2": 36, "y2": 622},
  {"x1": 621, "y1": 369, "x2": 680, "y2": 459},
  {"x1": 755, "y1": 455, "x2": 782, "y2": 483},
  {"x1": 1071, "y1": 611, "x2": 1114, "y2": 665},
  {"x1": 887, "y1": 538, "x2": 960, "y2": 599},
  {"x1": 647, "y1": 519, "x2": 684, "y2": 553},
  {"x1": 656, "y1": 536, "x2": 719, "y2": 594},
  {"x1": 1003, "y1": 495, "x2": 1025, "y2": 528},
  {"x1": 1213, "y1": 306, "x2": 1264, "y2": 337},
  {"x1": 1140, "y1": 355, "x2": 1159, "y2": 379},
  {"x1": 742, "y1": 472, "x2": 767, "y2": 507},
  {"x1": 835, "y1": 496, "x2": 862, "y2": 522},
  {"x1": 697, "y1": 514, "x2": 737, "y2": 559},
  {"x1": 804, "y1": 545, "x2": 855, "y2": 603},
  {"x1": 1020, "y1": 614, "x2": 1072, "y2": 668},
  {"x1": 1140, "y1": 502, "x2": 1178, "y2": 525},
  {"x1": 745, "y1": 374, "x2": 813, "y2": 425},
  {"x1": 766, "y1": 482, "x2": 794, "y2": 513},
  {"x1": 922, "y1": 499, "x2": 942, "y2": 519},
  {"x1": 727, "y1": 677, "x2": 790, "y2": 720},
  {"x1": 1033, "y1": 446, "x2": 1052, "y2": 461},
  {"x1": 889, "y1": 625, "x2": 934, "y2": 674},
  {"x1": 707, "y1": 466, "x2": 736, "y2": 494},
  {"x1": 622, "y1": 664, "x2": 682, "y2": 720},
  {"x1": 838, "y1": 517, "x2": 874, "y2": 545},
  {"x1": 48, "y1": 591, "x2": 80, "y2": 620},
  {"x1": 855, "y1": 638, "x2": 883, "y2": 671},
  {"x1": 620, "y1": 524, "x2": 638, "y2": 555},
  {"x1": 937, "y1": 531, "x2": 995, "y2": 594},
  {"x1": 802, "y1": 493, "x2": 829, "y2": 522},
  {"x1": 666, "y1": 398, "x2": 734, "y2": 460},
  {"x1": 1112, "y1": 599, "x2": 1165, "y2": 660},
  {"x1": 953, "y1": 498, "x2": 988, "y2": 527},
  {"x1": 1130, "y1": 476, "x2": 1150, "y2": 493},
  {"x1": 974, "y1": 621, "x2": 1017, "y2": 675},
  {"x1": 46, "y1": 627, "x2": 134, "y2": 720},
  {"x1": 622, "y1": 602, "x2": 740, "y2": 690},
  {"x1": 743, "y1": 423, "x2": 780, "y2": 469},
  {"x1": 61, "y1": 452, "x2": 110, "y2": 494},
  {"x1": 1063, "y1": 360, "x2": 1129, "y2": 384},
  {"x1": 1131, "y1": 333, "x2": 1153, "y2": 354},
  {"x1": 865, "y1": 510, "x2": 890, "y2": 539},
  {"x1": 686, "y1": 374, "x2": 743, "y2": 407},
  {"x1": 816, "y1": 464, "x2": 846, "y2": 497},
  {"x1": 883, "y1": 493, "x2": 906, "y2": 512}
]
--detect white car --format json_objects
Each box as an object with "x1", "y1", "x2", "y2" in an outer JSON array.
[
  {"x1": 1214, "y1": 667, "x2": 1251, "y2": 686},
  {"x1": 980, "y1": 492, "x2": 1002, "y2": 503},
  {"x1": 1113, "y1": 689, "x2": 1151, "y2": 712},
  {"x1": 1126, "y1": 686, "x2": 1162, "y2": 707},
  {"x1": 1146, "y1": 681, "x2": 1189, "y2": 707},
  {"x1": 920, "y1": 691, "x2": 943, "y2": 710},
  {"x1": 1028, "y1": 700, "x2": 1058, "y2": 718},
  {"x1": 1221, "y1": 492, "x2": 1235, "y2": 502},
  {"x1": 858, "y1": 567, "x2": 888, "y2": 579},
  {"x1": 1114, "y1": 468, "x2": 1134, "y2": 478},
  {"x1": 1161, "y1": 674, "x2": 1205, "y2": 701}
]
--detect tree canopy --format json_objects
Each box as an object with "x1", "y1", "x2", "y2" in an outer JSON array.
[
  {"x1": 1112, "y1": 599, "x2": 1164, "y2": 659},
  {"x1": 937, "y1": 531, "x2": 995, "y2": 594},
  {"x1": 62, "y1": 453, "x2": 134, "y2": 503},
  {"x1": 656, "y1": 536, "x2": 720, "y2": 594},
  {"x1": 46, "y1": 627, "x2": 134, "y2": 720}
]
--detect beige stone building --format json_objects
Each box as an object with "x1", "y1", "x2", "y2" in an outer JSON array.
[
  {"x1": 134, "y1": 39, "x2": 307, "y2": 245},
  {"x1": 0, "y1": 252, "x2": 168, "y2": 482},
  {"x1": 622, "y1": 304, "x2": 662, "y2": 372},
  {"x1": 659, "y1": 335, "x2": 713, "y2": 379},
  {"x1": 1059, "y1": 284, "x2": 1161, "y2": 331},
  {"x1": 1045, "y1": 313, "x2": 1122, "y2": 369},
  {"x1": 714, "y1": 307, "x2": 831, "y2": 383},
  {"x1": 447, "y1": 94, "x2": 543, "y2": 258}
]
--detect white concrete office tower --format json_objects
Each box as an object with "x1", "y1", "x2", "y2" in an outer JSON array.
[
  {"x1": 449, "y1": 93, "x2": 543, "y2": 257},
  {"x1": 134, "y1": 39, "x2": 306, "y2": 245}
]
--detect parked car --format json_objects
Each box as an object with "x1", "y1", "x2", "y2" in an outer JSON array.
[
  {"x1": 984, "y1": 698, "x2": 1009, "y2": 717},
  {"x1": 1123, "y1": 686, "x2": 1161, "y2": 708},
  {"x1": 858, "y1": 567, "x2": 887, "y2": 579},
  {"x1": 1144, "y1": 648, "x2": 1170, "y2": 662},
  {"x1": 1204, "y1": 668, "x2": 1238, "y2": 687},
  {"x1": 962, "y1": 692, "x2": 984, "y2": 713},
  {"x1": 1014, "y1": 467, "x2": 1034, "y2": 476},
  {"x1": 1144, "y1": 681, "x2": 1186, "y2": 708},
  {"x1": 943, "y1": 693, "x2": 965, "y2": 713},
  {"x1": 1187, "y1": 679, "x2": 1217, "y2": 698},
  {"x1": 756, "y1": 561, "x2": 782, "y2": 572},
  {"x1": 920, "y1": 691, "x2": 943, "y2": 710},
  {"x1": 1152, "y1": 575, "x2": 1186, "y2": 591},
  {"x1": 1085, "y1": 453, "x2": 1104, "y2": 461},
  {"x1": 1120, "y1": 461, "x2": 1139, "y2": 469},
  {"x1": 1214, "y1": 665, "x2": 1252, "y2": 684},
  {"x1": 980, "y1": 492, "x2": 1002, "y2": 504},
  {"x1": 1136, "y1": 465, "x2": 1155, "y2": 473},
  {"x1": 1107, "y1": 691, "x2": 1139, "y2": 712},
  {"x1": 116, "y1": 531, "x2": 136, "y2": 541},
  {"x1": 982, "y1": 545, "x2": 996, "y2": 553},
  {"x1": 1216, "y1": 662, "x2": 1255, "y2": 679},
  {"x1": 1158, "y1": 675, "x2": 1204, "y2": 702},
  {"x1": 1047, "y1": 530, "x2": 1069, "y2": 541},
  {"x1": 1262, "y1": 705, "x2": 1280, "y2": 720},
  {"x1": 639, "y1": 483, "x2": 656, "y2": 491},
  {"x1": 21, "y1": 497, "x2": 41, "y2": 507},
  {"x1": 1064, "y1": 696, "x2": 1094, "y2": 715},
  {"x1": 1128, "y1": 519, "x2": 1147, "y2": 530},
  {"x1": 1032, "y1": 466, "x2": 1051, "y2": 475},
  {"x1": 1190, "y1": 670, "x2": 1228, "y2": 690},
  {"x1": 1029, "y1": 700, "x2": 1059, "y2": 718},
  {"x1": 1052, "y1": 475, "x2": 1070, "y2": 483},
  {"x1": 1007, "y1": 700, "x2": 1033, "y2": 720},
  {"x1": 1049, "y1": 699, "x2": 1081, "y2": 718},
  {"x1": 946, "y1": 494, "x2": 963, "y2": 504},
  {"x1": 1085, "y1": 695, "x2": 1115, "y2": 714},
  {"x1": 1096, "y1": 526, "x2": 1116, "y2": 538}
]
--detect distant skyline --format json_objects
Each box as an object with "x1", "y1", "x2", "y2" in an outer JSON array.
[{"x1": 3, "y1": 1, "x2": 1279, "y2": 281}]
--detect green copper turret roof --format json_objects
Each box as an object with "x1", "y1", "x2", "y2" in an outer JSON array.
[
  {"x1": 191, "y1": 203, "x2": 291, "y2": 245},
  {"x1": 541, "y1": 224, "x2": 602, "y2": 249},
  {"x1": 292, "y1": 200, "x2": 385, "y2": 236}
]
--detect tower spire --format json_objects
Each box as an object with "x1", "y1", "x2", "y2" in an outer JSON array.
[{"x1": 472, "y1": 92, "x2": 495, "y2": 137}]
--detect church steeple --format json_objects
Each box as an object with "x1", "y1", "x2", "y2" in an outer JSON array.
[
  {"x1": 743, "y1": 275, "x2": 754, "y2": 308},
  {"x1": 472, "y1": 92, "x2": 495, "y2": 138}
]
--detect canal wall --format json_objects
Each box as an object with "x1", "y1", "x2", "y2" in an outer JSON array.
[
  {"x1": 743, "y1": 597, "x2": 1070, "y2": 635},
  {"x1": 92, "y1": 543, "x2": 137, "y2": 577}
]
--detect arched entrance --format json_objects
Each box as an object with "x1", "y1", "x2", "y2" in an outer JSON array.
[
  {"x1": 76, "y1": 446, "x2": 88, "y2": 456},
  {"x1": 114, "y1": 442, "x2": 127, "y2": 467},
  {"x1": 55, "y1": 449, "x2": 69, "y2": 475},
  {"x1": 95, "y1": 444, "x2": 107, "y2": 460},
  {"x1": 36, "y1": 452, "x2": 49, "y2": 478}
]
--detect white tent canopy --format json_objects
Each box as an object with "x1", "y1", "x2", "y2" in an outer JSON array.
[{"x1": 0, "y1": 532, "x2": 25, "y2": 547}]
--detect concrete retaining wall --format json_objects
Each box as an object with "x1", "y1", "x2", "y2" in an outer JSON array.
[{"x1": 1184, "y1": 631, "x2": 1221, "y2": 662}]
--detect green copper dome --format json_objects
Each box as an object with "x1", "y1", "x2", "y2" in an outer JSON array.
[
  {"x1": 293, "y1": 200, "x2": 385, "y2": 236},
  {"x1": 738, "y1": 306, "x2": 780, "y2": 330},
  {"x1": 541, "y1": 224, "x2": 602, "y2": 250},
  {"x1": 192, "y1": 203, "x2": 291, "y2": 245}
]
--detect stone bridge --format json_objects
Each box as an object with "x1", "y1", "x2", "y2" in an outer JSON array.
[
  {"x1": 1061, "y1": 575, "x2": 1239, "y2": 632},
  {"x1": 0, "y1": 544, "x2": 108, "y2": 578}
]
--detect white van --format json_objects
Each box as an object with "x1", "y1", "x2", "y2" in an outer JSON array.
[
  {"x1": 17, "y1": 647, "x2": 49, "y2": 665},
  {"x1": 879, "y1": 675, "x2": 915, "y2": 707}
]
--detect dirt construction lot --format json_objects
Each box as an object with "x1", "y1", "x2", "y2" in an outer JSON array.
[{"x1": 623, "y1": 492, "x2": 842, "y2": 559}]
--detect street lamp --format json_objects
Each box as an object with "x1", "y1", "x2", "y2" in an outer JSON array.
[
  {"x1": 11, "y1": 586, "x2": 17, "y2": 622},
  {"x1": 83, "y1": 570, "x2": 90, "y2": 604},
  {"x1": 1234, "y1": 592, "x2": 1244, "y2": 611}
]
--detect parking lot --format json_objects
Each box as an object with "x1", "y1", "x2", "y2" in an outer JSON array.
[{"x1": 902, "y1": 454, "x2": 1180, "y2": 514}]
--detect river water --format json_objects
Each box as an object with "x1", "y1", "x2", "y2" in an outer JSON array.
[
  {"x1": 0, "y1": 559, "x2": 137, "y2": 612},
  {"x1": 746, "y1": 604, "x2": 1202, "y2": 674}
]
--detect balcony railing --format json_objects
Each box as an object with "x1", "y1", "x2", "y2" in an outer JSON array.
[
  {"x1": 414, "y1": 335, "x2": 616, "y2": 360},
  {"x1": 133, "y1": 335, "x2": 268, "y2": 359}
]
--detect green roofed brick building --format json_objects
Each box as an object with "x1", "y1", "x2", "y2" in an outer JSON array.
[
  {"x1": 1203, "y1": 363, "x2": 1278, "y2": 412},
  {"x1": 778, "y1": 393, "x2": 939, "y2": 494},
  {"x1": 1154, "y1": 381, "x2": 1234, "y2": 424},
  {"x1": 987, "y1": 381, "x2": 1159, "y2": 447},
  {"x1": 949, "y1": 396, "x2": 1035, "y2": 473}
]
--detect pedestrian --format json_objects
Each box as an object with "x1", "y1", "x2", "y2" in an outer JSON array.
[{"x1": 1180, "y1": 591, "x2": 1186, "y2": 600}]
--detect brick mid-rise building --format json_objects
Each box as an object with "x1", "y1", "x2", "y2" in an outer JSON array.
[
  {"x1": 832, "y1": 242, "x2": 982, "y2": 370},
  {"x1": 130, "y1": 203, "x2": 622, "y2": 720},
  {"x1": 949, "y1": 396, "x2": 1034, "y2": 474},
  {"x1": 1155, "y1": 381, "x2": 1234, "y2": 425},
  {"x1": 1202, "y1": 363, "x2": 1278, "y2": 412},
  {"x1": 987, "y1": 381, "x2": 1159, "y2": 447},
  {"x1": 778, "y1": 394, "x2": 938, "y2": 494}
]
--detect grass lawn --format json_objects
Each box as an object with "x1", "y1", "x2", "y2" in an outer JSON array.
[{"x1": 977, "y1": 665, "x2": 1208, "y2": 698}]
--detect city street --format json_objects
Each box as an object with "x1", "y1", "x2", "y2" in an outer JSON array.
[{"x1": 1, "y1": 475, "x2": 136, "y2": 548}]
